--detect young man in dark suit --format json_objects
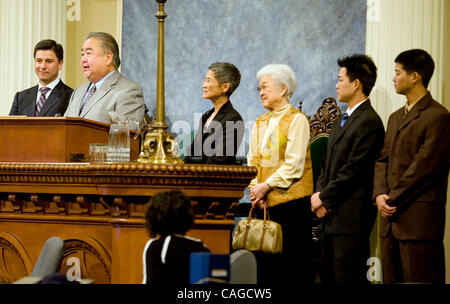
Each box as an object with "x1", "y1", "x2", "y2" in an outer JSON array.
[
  {"x1": 9, "y1": 39, "x2": 73, "y2": 117},
  {"x1": 311, "y1": 54, "x2": 385, "y2": 284},
  {"x1": 373, "y1": 49, "x2": 450, "y2": 284}
]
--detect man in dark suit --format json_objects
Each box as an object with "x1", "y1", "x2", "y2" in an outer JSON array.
[
  {"x1": 9, "y1": 39, "x2": 73, "y2": 117},
  {"x1": 373, "y1": 49, "x2": 450, "y2": 284},
  {"x1": 311, "y1": 54, "x2": 385, "y2": 284}
]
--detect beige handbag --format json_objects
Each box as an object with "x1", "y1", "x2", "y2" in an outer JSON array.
[{"x1": 232, "y1": 206, "x2": 283, "y2": 254}]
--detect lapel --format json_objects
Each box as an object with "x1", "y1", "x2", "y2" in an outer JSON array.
[
  {"x1": 388, "y1": 93, "x2": 432, "y2": 158},
  {"x1": 202, "y1": 100, "x2": 232, "y2": 135},
  {"x1": 323, "y1": 100, "x2": 370, "y2": 183},
  {"x1": 38, "y1": 80, "x2": 64, "y2": 116},
  {"x1": 396, "y1": 93, "x2": 431, "y2": 134},
  {"x1": 73, "y1": 82, "x2": 91, "y2": 112},
  {"x1": 210, "y1": 100, "x2": 233, "y2": 125},
  {"x1": 23, "y1": 86, "x2": 39, "y2": 116},
  {"x1": 328, "y1": 99, "x2": 371, "y2": 148},
  {"x1": 80, "y1": 70, "x2": 120, "y2": 117}
]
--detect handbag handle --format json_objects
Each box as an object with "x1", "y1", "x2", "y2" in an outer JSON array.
[
  {"x1": 242, "y1": 205, "x2": 271, "y2": 251},
  {"x1": 247, "y1": 205, "x2": 270, "y2": 222}
]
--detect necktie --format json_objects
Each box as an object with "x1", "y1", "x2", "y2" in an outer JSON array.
[
  {"x1": 340, "y1": 113, "x2": 349, "y2": 127},
  {"x1": 36, "y1": 87, "x2": 51, "y2": 115},
  {"x1": 79, "y1": 84, "x2": 97, "y2": 115}
]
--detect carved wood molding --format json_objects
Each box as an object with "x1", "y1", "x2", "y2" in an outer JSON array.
[
  {"x1": 0, "y1": 163, "x2": 251, "y2": 226},
  {"x1": 0, "y1": 232, "x2": 33, "y2": 283},
  {"x1": 61, "y1": 238, "x2": 111, "y2": 284},
  {"x1": 0, "y1": 194, "x2": 111, "y2": 217},
  {"x1": 309, "y1": 97, "x2": 342, "y2": 142},
  {"x1": 0, "y1": 163, "x2": 257, "y2": 189},
  {"x1": 0, "y1": 193, "x2": 239, "y2": 221}
]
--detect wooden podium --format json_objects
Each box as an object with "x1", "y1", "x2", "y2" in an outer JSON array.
[
  {"x1": 0, "y1": 117, "x2": 256, "y2": 284},
  {"x1": 0, "y1": 117, "x2": 140, "y2": 162}
]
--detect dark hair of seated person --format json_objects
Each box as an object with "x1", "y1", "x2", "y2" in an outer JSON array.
[{"x1": 145, "y1": 190, "x2": 194, "y2": 238}]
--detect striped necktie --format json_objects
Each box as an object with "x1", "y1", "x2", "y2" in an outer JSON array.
[
  {"x1": 36, "y1": 87, "x2": 51, "y2": 116},
  {"x1": 79, "y1": 84, "x2": 97, "y2": 115}
]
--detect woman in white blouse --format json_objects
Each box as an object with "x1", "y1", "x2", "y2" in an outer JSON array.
[{"x1": 247, "y1": 64, "x2": 314, "y2": 284}]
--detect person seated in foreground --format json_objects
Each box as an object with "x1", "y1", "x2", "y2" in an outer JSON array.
[{"x1": 142, "y1": 190, "x2": 210, "y2": 284}]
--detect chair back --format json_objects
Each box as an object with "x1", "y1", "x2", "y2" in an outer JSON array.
[
  {"x1": 299, "y1": 98, "x2": 341, "y2": 248},
  {"x1": 299, "y1": 97, "x2": 341, "y2": 191},
  {"x1": 229, "y1": 249, "x2": 257, "y2": 284},
  {"x1": 30, "y1": 237, "x2": 65, "y2": 277}
]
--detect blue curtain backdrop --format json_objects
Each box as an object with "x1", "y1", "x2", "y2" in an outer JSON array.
[{"x1": 122, "y1": 0, "x2": 366, "y2": 154}]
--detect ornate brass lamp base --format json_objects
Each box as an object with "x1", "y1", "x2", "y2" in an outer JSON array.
[
  {"x1": 138, "y1": 0, "x2": 183, "y2": 164},
  {"x1": 138, "y1": 121, "x2": 183, "y2": 164}
]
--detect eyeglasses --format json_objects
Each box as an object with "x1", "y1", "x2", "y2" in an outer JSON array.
[
  {"x1": 257, "y1": 84, "x2": 272, "y2": 92},
  {"x1": 203, "y1": 78, "x2": 219, "y2": 85}
]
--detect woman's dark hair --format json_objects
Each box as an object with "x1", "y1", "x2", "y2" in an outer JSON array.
[
  {"x1": 145, "y1": 190, "x2": 195, "y2": 237},
  {"x1": 208, "y1": 62, "x2": 241, "y2": 97}
]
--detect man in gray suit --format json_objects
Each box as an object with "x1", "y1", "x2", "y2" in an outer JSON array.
[{"x1": 64, "y1": 32, "x2": 145, "y2": 124}]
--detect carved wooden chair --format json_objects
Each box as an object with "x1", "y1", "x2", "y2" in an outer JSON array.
[
  {"x1": 299, "y1": 97, "x2": 341, "y2": 233},
  {"x1": 299, "y1": 97, "x2": 341, "y2": 283},
  {"x1": 299, "y1": 97, "x2": 342, "y2": 190}
]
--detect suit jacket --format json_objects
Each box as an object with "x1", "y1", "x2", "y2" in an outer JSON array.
[
  {"x1": 373, "y1": 92, "x2": 450, "y2": 240},
  {"x1": 317, "y1": 100, "x2": 385, "y2": 235},
  {"x1": 64, "y1": 70, "x2": 145, "y2": 124},
  {"x1": 9, "y1": 80, "x2": 73, "y2": 117},
  {"x1": 184, "y1": 100, "x2": 244, "y2": 165}
]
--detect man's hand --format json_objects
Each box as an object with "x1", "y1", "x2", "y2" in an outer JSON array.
[
  {"x1": 310, "y1": 192, "x2": 323, "y2": 212},
  {"x1": 314, "y1": 205, "x2": 328, "y2": 218},
  {"x1": 376, "y1": 194, "x2": 397, "y2": 218}
]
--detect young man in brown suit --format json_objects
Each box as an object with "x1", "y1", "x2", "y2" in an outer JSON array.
[{"x1": 373, "y1": 49, "x2": 450, "y2": 284}]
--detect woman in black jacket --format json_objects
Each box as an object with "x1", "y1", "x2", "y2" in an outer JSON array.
[{"x1": 184, "y1": 62, "x2": 244, "y2": 165}]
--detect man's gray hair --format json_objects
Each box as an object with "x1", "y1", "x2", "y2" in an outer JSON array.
[
  {"x1": 86, "y1": 32, "x2": 121, "y2": 69},
  {"x1": 256, "y1": 64, "x2": 297, "y2": 100}
]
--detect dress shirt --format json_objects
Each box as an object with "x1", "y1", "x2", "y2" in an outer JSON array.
[
  {"x1": 81, "y1": 70, "x2": 115, "y2": 106},
  {"x1": 36, "y1": 77, "x2": 61, "y2": 105},
  {"x1": 346, "y1": 99, "x2": 368, "y2": 117},
  {"x1": 404, "y1": 96, "x2": 422, "y2": 115}
]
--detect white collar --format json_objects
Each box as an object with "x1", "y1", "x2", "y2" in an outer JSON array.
[
  {"x1": 90, "y1": 70, "x2": 116, "y2": 91},
  {"x1": 346, "y1": 99, "x2": 367, "y2": 116},
  {"x1": 38, "y1": 77, "x2": 60, "y2": 91}
]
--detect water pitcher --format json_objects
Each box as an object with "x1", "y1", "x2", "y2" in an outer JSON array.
[{"x1": 107, "y1": 112, "x2": 130, "y2": 162}]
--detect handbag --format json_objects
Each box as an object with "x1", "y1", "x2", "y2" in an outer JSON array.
[{"x1": 232, "y1": 205, "x2": 283, "y2": 254}]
